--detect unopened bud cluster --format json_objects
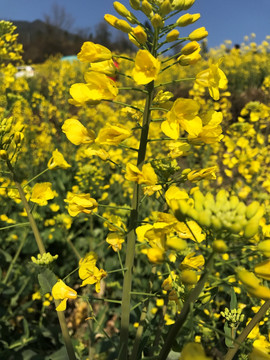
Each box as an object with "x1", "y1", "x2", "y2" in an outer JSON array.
[
  {"x1": 103, "y1": 0, "x2": 207, "y2": 50},
  {"x1": 171, "y1": 189, "x2": 264, "y2": 238},
  {"x1": 31, "y1": 252, "x2": 58, "y2": 265},
  {"x1": 0, "y1": 116, "x2": 24, "y2": 160},
  {"x1": 220, "y1": 307, "x2": 245, "y2": 328}
]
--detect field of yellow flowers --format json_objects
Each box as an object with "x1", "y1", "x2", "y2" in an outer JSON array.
[{"x1": 1, "y1": 1, "x2": 270, "y2": 359}]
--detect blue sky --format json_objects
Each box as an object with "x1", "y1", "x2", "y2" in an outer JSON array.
[{"x1": 1, "y1": 0, "x2": 270, "y2": 49}]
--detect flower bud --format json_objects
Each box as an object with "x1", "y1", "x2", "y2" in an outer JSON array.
[
  {"x1": 115, "y1": 19, "x2": 133, "y2": 33},
  {"x1": 141, "y1": 0, "x2": 152, "y2": 16},
  {"x1": 166, "y1": 29, "x2": 179, "y2": 42},
  {"x1": 151, "y1": 14, "x2": 164, "y2": 29},
  {"x1": 181, "y1": 269, "x2": 197, "y2": 285},
  {"x1": 104, "y1": 14, "x2": 118, "y2": 27},
  {"x1": 172, "y1": 0, "x2": 185, "y2": 11},
  {"x1": 243, "y1": 218, "x2": 260, "y2": 238},
  {"x1": 246, "y1": 201, "x2": 260, "y2": 220},
  {"x1": 213, "y1": 239, "x2": 228, "y2": 253},
  {"x1": 14, "y1": 131, "x2": 24, "y2": 146},
  {"x1": 131, "y1": 25, "x2": 147, "y2": 44},
  {"x1": 189, "y1": 27, "x2": 208, "y2": 41},
  {"x1": 176, "y1": 13, "x2": 200, "y2": 27},
  {"x1": 114, "y1": 2, "x2": 131, "y2": 18},
  {"x1": 147, "y1": 248, "x2": 165, "y2": 263},
  {"x1": 160, "y1": 0, "x2": 172, "y2": 16},
  {"x1": 166, "y1": 237, "x2": 187, "y2": 251},
  {"x1": 183, "y1": 0, "x2": 196, "y2": 10},
  {"x1": 198, "y1": 209, "x2": 211, "y2": 227},
  {"x1": 177, "y1": 49, "x2": 201, "y2": 65},
  {"x1": 130, "y1": 0, "x2": 140, "y2": 10},
  {"x1": 181, "y1": 41, "x2": 200, "y2": 55},
  {"x1": 0, "y1": 149, "x2": 8, "y2": 160}
]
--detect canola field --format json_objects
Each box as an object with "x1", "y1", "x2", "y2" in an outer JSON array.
[{"x1": 1, "y1": 1, "x2": 270, "y2": 359}]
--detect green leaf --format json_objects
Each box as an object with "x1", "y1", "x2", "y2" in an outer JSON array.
[
  {"x1": 38, "y1": 269, "x2": 58, "y2": 295},
  {"x1": 230, "y1": 287, "x2": 237, "y2": 310},
  {"x1": 224, "y1": 322, "x2": 234, "y2": 348}
]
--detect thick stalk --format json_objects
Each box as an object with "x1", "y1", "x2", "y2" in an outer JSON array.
[
  {"x1": 223, "y1": 299, "x2": 270, "y2": 360},
  {"x1": 118, "y1": 81, "x2": 155, "y2": 360},
  {"x1": 158, "y1": 252, "x2": 215, "y2": 360}
]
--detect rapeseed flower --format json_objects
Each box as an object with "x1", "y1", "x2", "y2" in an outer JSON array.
[
  {"x1": 47, "y1": 149, "x2": 71, "y2": 170},
  {"x1": 62, "y1": 119, "x2": 95, "y2": 145},
  {"x1": 52, "y1": 279, "x2": 77, "y2": 311},
  {"x1": 132, "y1": 50, "x2": 161, "y2": 85},
  {"x1": 30, "y1": 182, "x2": 55, "y2": 206},
  {"x1": 69, "y1": 72, "x2": 118, "y2": 106},
  {"x1": 196, "y1": 59, "x2": 227, "y2": 100},
  {"x1": 77, "y1": 41, "x2": 112, "y2": 63},
  {"x1": 96, "y1": 124, "x2": 132, "y2": 146},
  {"x1": 65, "y1": 192, "x2": 98, "y2": 217},
  {"x1": 78, "y1": 252, "x2": 107, "y2": 292},
  {"x1": 162, "y1": 98, "x2": 202, "y2": 139},
  {"x1": 180, "y1": 342, "x2": 212, "y2": 360}
]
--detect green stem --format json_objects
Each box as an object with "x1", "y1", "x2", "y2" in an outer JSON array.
[
  {"x1": 98, "y1": 204, "x2": 132, "y2": 211},
  {"x1": 15, "y1": 180, "x2": 46, "y2": 255},
  {"x1": 155, "y1": 77, "x2": 195, "y2": 88},
  {"x1": 119, "y1": 80, "x2": 155, "y2": 360},
  {"x1": 223, "y1": 299, "x2": 270, "y2": 360},
  {"x1": 119, "y1": 87, "x2": 148, "y2": 94},
  {"x1": 23, "y1": 168, "x2": 50, "y2": 188},
  {"x1": 0, "y1": 222, "x2": 30, "y2": 231},
  {"x1": 3, "y1": 230, "x2": 28, "y2": 284},
  {"x1": 56, "y1": 309, "x2": 77, "y2": 360},
  {"x1": 157, "y1": 252, "x2": 215, "y2": 360}
]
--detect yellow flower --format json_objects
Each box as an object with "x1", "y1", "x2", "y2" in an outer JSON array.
[
  {"x1": 178, "y1": 49, "x2": 201, "y2": 66},
  {"x1": 106, "y1": 232, "x2": 125, "y2": 252},
  {"x1": 250, "y1": 336, "x2": 270, "y2": 359},
  {"x1": 125, "y1": 163, "x2": 143, "y2": 182},
  {"x1": 52, "y1": 280, "x2": 77, "y2": 311},
  {"x1": 85, "y1": 145, "x2": 109, "y2": 161},
  {"x1": 30, "y1": 182, "x2": 54, "y2": 206},
  {"x1": 188, "y1": 110, "x2": 223, "y2": 144},
  {"x1": 237, "y1": 268, "x2": 270, "y2": 300},
  {"x1": 77, "y1": 41, "x2": 112, "y2": 63},
  {"x1": 162, "y1": 98, "x2": 202, "y2": 139},
  {"x1": 47, "y1": 149, "x2": 71, "y2": 170},
  {"x1": 69, "y1": 72, "x2": 118, "y2": 106},
  {"x1": 96, "y1": 124, "x2": 131, "y2": 146},
  {"x1": 254, "y1": 260, "x2": 270, "y2": 281},
  {"x1": 90, "y1": 60, "x2": 117, "y2": 76},
  {"x1": 79, "y1": 259, "x2": 107, "y2": 292},
  {"x1": 62, "y1": 119, "x2": 95, "y2": 145},
  {"x1": 180, "y1": 253, "x2": 205, "y2": 270},
  {"x1": 258, "y1": 240, "x2": 270, "y2": 257},
  {"x1": 132, "y1": 50, "x2": 161, "y2": 85},
  {"x1": 196, "y1": 59, "x2": 227, "y2": 100},
  {"x1": 180, "y1": 342, "x2": 212, "y2": 360},
  {"x1": 146, "y1": 248, "x2": 165, "y2": 264},
  {"x1": 65, "y1": 192, "x2": 98, "y2": 217},
  {"x1": 187, "y1": 166, "x2": 217, "y2": 182}
]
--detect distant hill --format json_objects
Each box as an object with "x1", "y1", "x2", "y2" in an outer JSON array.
[
  {"x1": 9, "y1": 19, "x2": 135, "y2": 63},
  {"x1": 11, "y1": 19, "x2": 86, "y2": 63}
]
